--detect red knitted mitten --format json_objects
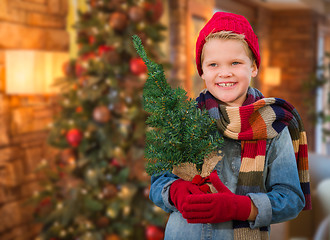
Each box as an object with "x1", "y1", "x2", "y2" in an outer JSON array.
[
  {"x1": 170, "y1": 179, "x2": 204, "y2": 213},
  {"x1": 182, "y1": 171, "x2": 251, "y2": 223}
]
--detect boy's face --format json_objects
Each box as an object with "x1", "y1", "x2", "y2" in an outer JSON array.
[{"x1": 201, "y1": 38, "x2": 258, "y2": 107}]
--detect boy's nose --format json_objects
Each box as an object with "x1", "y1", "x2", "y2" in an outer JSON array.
[{"x1": 217, "y1": 69, "x2": 233, "y2": 78}]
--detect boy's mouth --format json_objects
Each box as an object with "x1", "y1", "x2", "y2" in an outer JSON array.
[{"x1": 216, "y1": 82, "x2": 236, "y2": 87}]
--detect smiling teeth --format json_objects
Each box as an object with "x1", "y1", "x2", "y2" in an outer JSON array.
[{"x1": 217, "y1": 83, "x2": 235, "y2": 87}]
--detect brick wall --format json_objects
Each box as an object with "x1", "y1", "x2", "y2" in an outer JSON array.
[
  {"x1": 261, "y1": 9, "x2": 319, "y2": 151},
  {"x1": 0, "y1": 1, "x2": 68, "y2": 239},
  {"x1": 168, "y1": 0, "x2": 188, "y2": 88},
  {"x1": 168, "y1": 0, "x2": 214, "y2": 97}
]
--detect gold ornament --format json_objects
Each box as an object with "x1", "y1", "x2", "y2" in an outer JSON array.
[
  {"x1": 109, "y1": 12, "x2": 128, "y2": 31},
  {"x1": 118, "y1": 184, "x2": 137, "y2": 199},
  {"x1": 113, "y1": 147, "x2": 123, "y2": 158},
  {"x1": 137, "y1": 22, "x2": 146, "y2": 31},
  {"x1": 87, "y1": 170, "x2": 96, "y2": 178},
  {"x1": 106, "y1": 207, "x2": 117, "y2": 218},
  {"x1": 84, "y1": 131, "x2": 91, "y2": 138},
  {"x1": 119, "y1": 119, "x2": 131, "y2": 136}
]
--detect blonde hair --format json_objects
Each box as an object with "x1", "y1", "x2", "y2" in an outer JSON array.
[{"x1": 201, "y1": 31, "x2": 256, "y2": 65}]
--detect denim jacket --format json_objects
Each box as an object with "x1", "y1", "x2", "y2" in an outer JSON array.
[{"x1": 149, "y1": 126, "x2": 305, "y2": 240}]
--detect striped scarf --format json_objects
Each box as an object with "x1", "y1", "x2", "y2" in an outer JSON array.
[{"x1": 197, "y1": 87, "x2": 311, "y2": 240}]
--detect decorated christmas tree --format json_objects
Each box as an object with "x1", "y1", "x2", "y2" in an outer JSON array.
[
  {"x1": 132, "y1": 35, "x2": 223, "y2": 178},
  {"x1": 32, "y1": 1, "x2": 168, "y2": 240}
]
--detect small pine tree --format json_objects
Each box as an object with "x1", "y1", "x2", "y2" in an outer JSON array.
[{"x1": 132, "y1": 35, "x2": 223, "y2": 176}]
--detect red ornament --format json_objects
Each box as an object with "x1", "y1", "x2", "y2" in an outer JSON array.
[
  {"x1": 40, "y1": 196, "x2": 51, "y2": 207},
  {"x1": 110, "y1": 158, "x2": 122, "y2": 168},
  {"x1": 130, "y1": 58, "x2": 147, "y2": 75},
  {"x1": 144, "y1": 0, "x2": 163, "y2": 22},
  {"x1": 81, "y1": 52, "x2": 96, "y2": 61},
  {"x1": 90, "y1": 0, "x2": 97, "y2": 8},
  {"x1": 76, "y1": 106, "x2": 83, "y2": 113},
  {"x1": 145, "y1": 225, "x2": 164, "y2": 240},
  {"x1": 98, "y1": 45, "x2": 114, "y2": 56},
  {"x1": 89, "y1": 35, "x2": 95, "y2": 45},
  {"x1": 75, "y1": 62, "x2": 86, "y2": 77},
  {"x1": 34, "y1": 196, "x2": 52, "y2": 217},
  {"x1": 66, "y1": 129, "x2": 83, "y2": 147}
]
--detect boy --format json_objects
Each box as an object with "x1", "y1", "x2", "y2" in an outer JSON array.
[{"x1": 149, "y1": 12, "x2": 310, "y2": 240}]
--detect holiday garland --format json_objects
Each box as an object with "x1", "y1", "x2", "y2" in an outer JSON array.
[{"x1": 132, "y1": 35, "x2": 223, "y2": 176}]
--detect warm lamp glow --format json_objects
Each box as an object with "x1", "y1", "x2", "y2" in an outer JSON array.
[
  {"x1": 264, "y1": 67, "x2": 281, "y2": 86},
  {"x1": 5, "y1": 50, "x2": 69, "y2": 94}
]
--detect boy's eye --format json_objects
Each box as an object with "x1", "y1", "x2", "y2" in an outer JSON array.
[
  {"x1": 232, "y1": 62, "x2": 240, "y2": 65},
  {"x1": 209, "y1": 63, "x2": 217, "y2": 67}
]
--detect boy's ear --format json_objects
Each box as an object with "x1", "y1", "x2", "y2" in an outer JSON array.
[
  {"x1": 251, "y1": 62, "x2": 258, "y2": 78},
  {"x1": 201, "y1": 73, "x2": 205, "y2": 81}
]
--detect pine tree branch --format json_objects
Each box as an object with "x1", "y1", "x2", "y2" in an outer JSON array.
[{"x1": 132, "y1": 35, "x2": 223, "y2": 176}]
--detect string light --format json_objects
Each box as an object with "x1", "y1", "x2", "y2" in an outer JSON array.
[
  {"x1": 47, "y1": 122, "x2": 53, "y2": 128},
  {"x1": 107, "y1": 208, "x2": 116, "y2": 218},
  {"x1": 84, "y1": 131, "x2": 91, "y2": 138},
  {"x1": 57, "y1": 202, "x2": 63, "y2": 210},
  {"x1": 59, "y1": 230, "x2": 67, "y2": 237},
  {"x1": 87, "y1": 169, "x2": 95, "y2": 178},
  {"x1": 123, "y1": 206, "x2": 131, "y2": 215}
]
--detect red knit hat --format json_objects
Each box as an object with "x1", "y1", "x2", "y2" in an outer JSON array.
[{"x1": 196, "y1": 12, "x2": 260, "y2": 76}]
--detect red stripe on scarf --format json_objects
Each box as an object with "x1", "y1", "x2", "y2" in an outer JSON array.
[
  {"x1": 304, "y1": 194, "x2": 312, "y2": 210},
  {"x1": 299, "y1": 144, "x2": 308, "y2": 158},
  {"x1": 240, "y1": 141, "x2": 266, "y2": 159},
  {"x1": 203, "y1": 98, "x2": 219, "y2": 110},
  {"x1": 238, "y1": 105, "x2": 254, "y2": 140}
]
